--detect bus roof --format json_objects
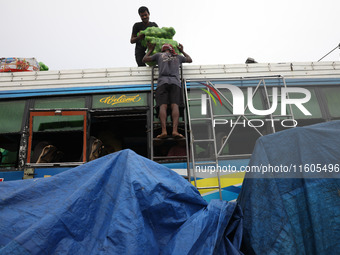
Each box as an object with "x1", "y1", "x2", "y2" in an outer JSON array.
[{"x1": 1, "y1": 61, "x2": 340, "y2": 98}]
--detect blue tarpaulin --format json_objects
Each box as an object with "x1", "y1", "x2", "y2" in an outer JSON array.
[
  {"x1": 0, "y1": 149, "x2": 243, "y2": 254},
  {"x1": 238, "y1": 121, "x2": 340, "y2": 254}
]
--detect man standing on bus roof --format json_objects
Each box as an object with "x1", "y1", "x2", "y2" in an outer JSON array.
[
  {"x1": 130, "y1": 6, "x2": 158, "y2": 67},
  {"x1": 143, "y1": 43, "x2": 192, "y2": 139}
]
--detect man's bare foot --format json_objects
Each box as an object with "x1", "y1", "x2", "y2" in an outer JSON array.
[
  {"x1": 172, "y1": 132, "x2": 185, "y2": 139},
  {"x1": 156, "y1": 133, "x2": 168, "y2": 139}
]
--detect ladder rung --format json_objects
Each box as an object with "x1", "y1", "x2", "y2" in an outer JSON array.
[
  {"x1": 188, "y1": 98, "x2": 202, "y2": 101},
  {"x1": 190, "y1": 118, "x2": 213, "y2": 121},
  {"x1": 193, "y1": 139, "x2": 215, "y2": 142},
  {"x1": 194, "y1": 161, "x2": 217, "y2": 165},
  {"x1": 196, "y1": 186, "x2": 220, "y2": 190},
  {"x1": 153, "y1": 121, "x2": 185, "y2": 124},
  {"x1": 153, "y1": 156, "x2": 187, "y2": 160},
  {"x1": 153, "y1": 159, "x2": 188, "y2": 164},
  {"x1": 153, "y1": 137, "x2": 186, "y2": 141}
]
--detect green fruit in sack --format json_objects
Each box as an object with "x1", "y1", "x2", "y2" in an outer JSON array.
[{"x1": 142, "y1": 26, "x2": 182, "y2": 66}]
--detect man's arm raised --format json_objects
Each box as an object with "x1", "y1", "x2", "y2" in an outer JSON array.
[
  {"x1": 142, "y1": 43, "x2": 156, "y2": 63},
  {"x1": 178, "y1": 44, "x2": 192, "y2": 63}
]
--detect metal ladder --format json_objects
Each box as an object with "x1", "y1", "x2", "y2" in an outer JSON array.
[
  {"x1": 149, "y1": 66, "x2": 191, "y2": 181},
  {"x1": 184, "y1": 79, "x2": 222, "y2": 199}
]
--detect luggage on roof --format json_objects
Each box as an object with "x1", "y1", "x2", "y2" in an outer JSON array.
[{"x1": 0, "y1": 57, "x2": 40, "y2": 72}]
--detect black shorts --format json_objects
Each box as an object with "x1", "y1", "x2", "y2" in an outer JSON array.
[
  {"x1": 135, "y1": 52, "x2": 146, "y2": 67},
  {"x1": 155, "y1": 83, "x2": 181, "y2": 107}
]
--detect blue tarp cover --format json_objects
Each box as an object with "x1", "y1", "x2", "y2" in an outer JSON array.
[
  {"x1": 238, "y1": 121, "x2": 340, "y2": 254},
  {"x1": 0, "y1": 149, "x2": 242, "y2": 254}
]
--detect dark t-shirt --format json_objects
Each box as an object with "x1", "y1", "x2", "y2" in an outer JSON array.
[
  {"x1": 151, "y1": 52, "x2": 187, "y2": 87},
  {"x1": 132, "y1": 22, "x2": 158, "y2": 55}
]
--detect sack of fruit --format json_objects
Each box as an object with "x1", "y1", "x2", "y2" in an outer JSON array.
[{"x1": 138, "y1": 27, "x2": 181, "y2": 65}]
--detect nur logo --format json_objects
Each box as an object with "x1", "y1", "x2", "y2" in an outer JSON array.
[
  {"x1": 201, "y1": 84, "x2": 312, "y2": 116},
  {"x1": 200, "y1": 83, "x2": 223, "y2": 115}
]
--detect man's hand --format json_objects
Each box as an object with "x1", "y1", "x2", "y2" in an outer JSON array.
[
  {"x1": 130, "y1": 33, "x2": 145, "y2": 44},
  {"x1": 178, "y1": 43, "x2": 184, "y2": 53},
  {"x1": 177, "y1": 43, "x2": 192, "y2": 63},
  {"x1": 147, "y1": 42, "x2": 155, "y2": 51},
  {"x1": 143, "y1": 42, "x2": 156, "y2": 63},
  {"x1": 138, "y1": 33, "x2": 145, "y2": 40}
]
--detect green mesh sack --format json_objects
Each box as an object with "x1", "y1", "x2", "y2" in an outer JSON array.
[{"x1": 138, "y1": 27, "x2": 180, "y2": 66}]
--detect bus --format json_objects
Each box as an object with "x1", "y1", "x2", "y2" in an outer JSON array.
[{"x1": 1, "y1": 61, "x2": 340, "y2": 201}]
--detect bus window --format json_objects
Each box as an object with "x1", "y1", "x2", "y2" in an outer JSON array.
[
  {"x1": 0, "y1": 100, "x2": 25, "y2": 168},
  {"x1": 187, "y1": 84, "x2": 267, "y2": 158},
  {"x1": 214, "y1": 87, "x2": 266, "y2": 157},
  {"x1": 34, "y1": 97, "x2": 85, "y2": 109},
  {"x1": 320, "y1": 87, "x2": 340, "y2": 119},
  {"x1": 89, "y1": 110, "x2": 148, "y2": 158},
  {"x1": 273, "y1": 87, "x2": 324, "y2": 132},
  {"x1": 0, "y1": 100, "x2": 25, "y2": 133},
  {"x1": 28, "y1": 110, "x2": 87, "y2": 164},
  {"x1": 0, "y1": 137, "x2": 20, "y2": 168}
]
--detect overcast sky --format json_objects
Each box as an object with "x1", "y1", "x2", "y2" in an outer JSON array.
[{"x1": 2, "y1": 0, "x2": 339, "y2": 70}]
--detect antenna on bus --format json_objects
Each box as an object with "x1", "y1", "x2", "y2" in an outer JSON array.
[{"x1": 317, "y1": 43, "x2": 340, "y2": 62}]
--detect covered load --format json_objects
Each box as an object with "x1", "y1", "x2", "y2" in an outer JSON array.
[
  {"x1": 238, "y1": 121, "x2": 340, "y2": 255},
  {"x1": 0, "y1": 149, "x2": 243, "y2": 254}
]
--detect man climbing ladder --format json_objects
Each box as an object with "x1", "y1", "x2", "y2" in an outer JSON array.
[{"x1": 143, "y1": 43, "x2": 192, "y2": 139}]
